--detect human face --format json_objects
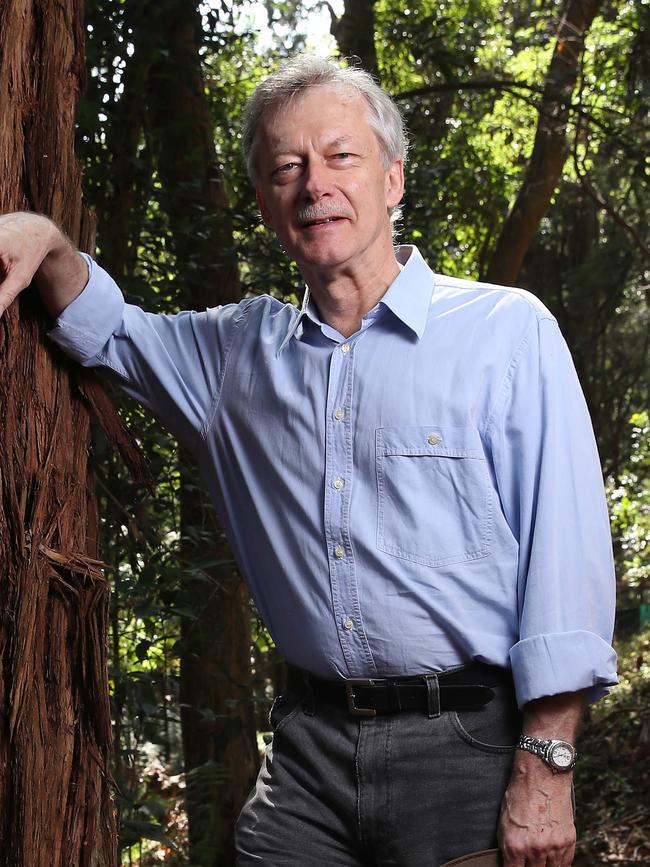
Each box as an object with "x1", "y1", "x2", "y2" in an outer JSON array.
[{"x1": 254, "y1": 85, "x2": 404, "y2": 275}]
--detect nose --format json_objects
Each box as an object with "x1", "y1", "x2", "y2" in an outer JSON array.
[{"x1": 301, "y1": 158, "x2": 330, "y2": 201}]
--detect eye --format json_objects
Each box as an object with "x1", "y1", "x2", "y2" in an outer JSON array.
[
  {"x1": 273, "y1": 162, "x2": 299, "y2": 175},
  {"x1": 329, "y1": 152, "x2": 358, "y2": 167}
]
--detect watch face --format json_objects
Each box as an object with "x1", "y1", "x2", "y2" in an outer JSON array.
[{"x1": 550, "y1": 743, "x2": 574, "y2": 769}]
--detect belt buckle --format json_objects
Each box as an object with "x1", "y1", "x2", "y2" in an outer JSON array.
[{"x1": 345, "y1": 678, "x2": 377, "y2": 717}]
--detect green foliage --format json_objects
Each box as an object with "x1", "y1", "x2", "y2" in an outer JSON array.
[
  {"x1": 93, "y1": 401, "x2": 187, "y2": 858},
  {"x1": 575, "y1": 625, "x2": 650, "y2": 863},
  {"x1": 374, "y1": 0, "x2": 557, "y2": 275},
  {"x1": 609, "y1": 412, "x2": 650, "y2": 609}
]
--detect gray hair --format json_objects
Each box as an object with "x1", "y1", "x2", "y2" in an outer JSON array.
[{"x1": 242, "y1": 55, "x2": 408, "y2": 224}]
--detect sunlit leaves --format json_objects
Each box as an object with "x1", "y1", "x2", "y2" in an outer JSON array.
[{"x1": 609, "y1": 412, "x2": 650, "y2": 605}]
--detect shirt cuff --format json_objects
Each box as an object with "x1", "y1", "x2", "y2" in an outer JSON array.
[
  {"x1": 509, "y1": 630, "x2": 618, "y2": 707},
  {"x1": 47, "y1": 253, "x2": 125, "y2": 363}
]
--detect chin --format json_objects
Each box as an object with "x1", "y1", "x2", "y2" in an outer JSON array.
[
  {"x1": 295, "y1": 248, "x2": 352, "y2": 270},
  {"x1": 292, "y1": 238, "x2": 357, "y2": 267}
]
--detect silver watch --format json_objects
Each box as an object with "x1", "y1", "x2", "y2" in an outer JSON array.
[{"x1": 516, "y1": 735, "x2": 577, "y2": 772}]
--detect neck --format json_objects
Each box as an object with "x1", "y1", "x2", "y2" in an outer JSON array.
[{"x1": 300, "y1": 241, "x2": 401, "y2": 338}]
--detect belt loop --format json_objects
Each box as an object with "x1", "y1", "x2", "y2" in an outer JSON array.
[{"x1": 424, "y1": 674, "x2": 440, "y2": 719}]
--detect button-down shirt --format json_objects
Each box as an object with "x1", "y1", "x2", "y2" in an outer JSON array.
[{"x1": 49, "y1": 245, "x2": 618, "y2": 707}]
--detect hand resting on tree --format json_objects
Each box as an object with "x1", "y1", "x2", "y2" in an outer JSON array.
[{"x1": 0, "y1": 212, "x2": 88, "y2": 318}]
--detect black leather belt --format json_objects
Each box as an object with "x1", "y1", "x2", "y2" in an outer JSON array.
[{"x1": 287, "y1": 663, "x2": 512, "y2": 718}]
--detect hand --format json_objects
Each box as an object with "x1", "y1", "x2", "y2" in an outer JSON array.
[
  {"x1": 0, "y1": 212, "x2": 59, "y2": 316},
  {"x1": 0, "y1": 212, "x2": 88, "y2": 318},
  {"x1": 498, "y1": 752, "x2": 576, "y2": 867}
]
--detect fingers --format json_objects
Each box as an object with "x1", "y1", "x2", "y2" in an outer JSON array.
[
  {"x1": 500, "y1": 837, "x2": 575, "y2": 867},
  {"x1": 0, "y1": 212, "x2": 58, "y2": 317},
  {"x1": 556, "y1": 839, "x2": 576, "y2": 867},
  {"x1": 0, "y1": 264, "x2": 33, "y2": 318},
  {"x1": 499, "y1": 819, "x2": 576, "y2": 866}
]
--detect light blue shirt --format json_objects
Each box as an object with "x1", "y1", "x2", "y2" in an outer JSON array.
[{"x1": 49, "y1": 246, "x2": 617, "y2": 707}]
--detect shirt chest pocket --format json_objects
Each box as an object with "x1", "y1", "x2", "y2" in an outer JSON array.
[{"x1": 376, "y1": 426, "x2": 492, "y2": 568}]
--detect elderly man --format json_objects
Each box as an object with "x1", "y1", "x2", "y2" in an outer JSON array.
[{"x1": 0, "y1": 55, "x2": 616, "y2": 867}]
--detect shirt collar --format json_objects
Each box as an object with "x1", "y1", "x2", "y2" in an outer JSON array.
[
  {"x1": 377, "y1": 245, "x2": 434, "y2": 340},
  {"x1": 278, "y1": 244, "x2": 434, "y2": 353},
  {"x1": 278, "y1": 285, "x2": 311, "y2": 353}
]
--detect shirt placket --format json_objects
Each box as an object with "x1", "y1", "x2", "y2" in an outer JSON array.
[{"x1": 323, "y1": 337, "x2": 377, "y2": 677}]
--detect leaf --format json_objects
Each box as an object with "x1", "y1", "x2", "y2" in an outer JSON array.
[
  {"x1": 135, "y1": 639, "x2": 152, "y2": 662},
  {"x1": 138, "y1": 799, "x2": 167, "y2": 822},
  {"x1": 119, "y1": 818, "x2": 176, "y2": 849}
]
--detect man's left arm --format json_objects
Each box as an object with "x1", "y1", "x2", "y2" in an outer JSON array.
[
  {"x1": 485, "y1": 309, "x2": 619, "y2": 865},
  {"x1": 488, "y1": 312, "x2": 617, "y2": 709},
  {"x1": 499, "y1": 690, "x2": 584, "y2": 867}
]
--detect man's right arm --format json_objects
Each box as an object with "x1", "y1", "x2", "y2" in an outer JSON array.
[
  {"x1": 0, "y1": 212, "x2": 88, "y2": 318},
  {"x1": 1, "y1": 211, "x2": 249, "y2": 449}
]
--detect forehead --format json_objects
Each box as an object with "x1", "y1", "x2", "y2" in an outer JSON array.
[{"x1": 258, "y1": 84, "x2": 377, "y2": 150}]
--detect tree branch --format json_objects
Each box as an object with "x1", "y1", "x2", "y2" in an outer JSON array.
[
  {"x1": 572, "y1": 154, "x2": 650, "y2": 261},
  {"x1": 394, "y1": 77, "x2": 544, "y2": 100},
  {"x1": 484, "y1": 0, "x2": 605, "y2": 285}
]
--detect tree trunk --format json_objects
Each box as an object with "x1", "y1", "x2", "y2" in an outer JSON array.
[
  {"x1": 91, "y1": 0, "x2": 159, "y2": 284},
  {"x1": 0, "y1": 0, "x2": 117, "y2": 864},
  {"x1": 484, "y1": 0, "x2": 603, "y2": 286},
  {"x1": 178, "y1": 484, "x2": 258, "y2": 866},
  {"x1": 144, "y1": 1, "x2": 257, "y2": 863},
  {"x1": 330, "y1": 0, "x2": 379, "y2": 76}
]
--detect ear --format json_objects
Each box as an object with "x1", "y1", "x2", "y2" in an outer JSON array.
[
  {"x1": 256, "y1": 189, "x2": 273, "y2": 228},
  {"x1": 385, "y1": 158, "x2": 405, "y2": 210}
]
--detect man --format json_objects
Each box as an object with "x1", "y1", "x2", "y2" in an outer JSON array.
[{"x1": 0, "y1": 55, "x2": 617, "y2": 867}]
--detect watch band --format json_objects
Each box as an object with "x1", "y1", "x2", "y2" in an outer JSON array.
[{"x1": 516, "y1": 734, "x2": 577, "y2": 772}]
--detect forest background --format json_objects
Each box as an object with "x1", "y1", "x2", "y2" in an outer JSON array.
[{"x1": 1, "y1": 0, "x2": 649, "y2": 864}]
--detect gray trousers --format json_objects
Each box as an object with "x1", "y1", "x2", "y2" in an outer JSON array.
[{"x1": 236, "y1": 672, "x2": 520, "y2": 866}]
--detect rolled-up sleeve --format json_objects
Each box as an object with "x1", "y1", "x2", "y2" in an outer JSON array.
[
  {"x1": 48, "y1": 254, "x2": 243, "y2": 448},
  {"x1": 48, "y1": 254, "x2": 125, "y2": 362},
  {"x1": 486, "y1": 311, "x2": 618, "y2": 707}
]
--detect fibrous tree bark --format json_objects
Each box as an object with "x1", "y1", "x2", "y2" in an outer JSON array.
[
  {"x1": 0, "y1": 0, "x2": 118, "y2": 864},
  {"x1": 484, "y1": 0, "x2": 604, "y2": 286}
]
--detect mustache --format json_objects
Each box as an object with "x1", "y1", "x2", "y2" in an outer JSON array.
[{"x1": 295, "y1": 203, "x2": 348, "y2": 223}]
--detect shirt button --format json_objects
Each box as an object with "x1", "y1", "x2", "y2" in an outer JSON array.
[
  {"x1": 343, "y1": 617, "x2": 354, "y2": 630},
  {"x1": 333, "y1": 477, "x2": 344, "y2": 490},
  {"x1": 427, "y1": 434, "x2": 442, "y2": 445},
  {"x1": 341, "y1": 342, "x2": 351, "y2": 353},
  {"x1": 334, "y1": 545, "x2": 345, "y2": 559},
  {"x1": 334, "y1": 408, "x2": 346, "y2": 421}
]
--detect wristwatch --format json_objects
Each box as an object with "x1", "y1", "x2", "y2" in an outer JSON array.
[{"x1": 516, "y1": 735, "x2": 577, "y2": 772}]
